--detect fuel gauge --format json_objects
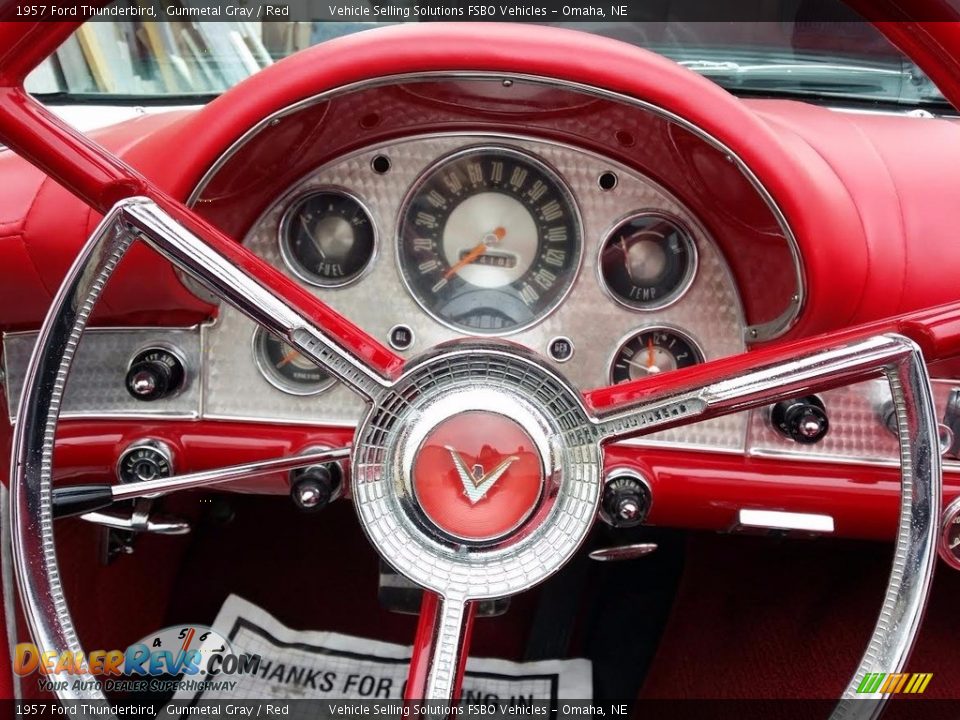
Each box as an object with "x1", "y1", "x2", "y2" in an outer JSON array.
[
  {"x1": 279, "y1": 190, "x2": 376, "y2": 287},
  {"x1": 610, "y1": 327, "x2": 704, "y2": 384}
]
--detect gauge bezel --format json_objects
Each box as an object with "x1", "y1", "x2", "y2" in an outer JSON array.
[
  {"x1": 395, "y1": 144, "x2": 584, "y2": 337},
  {"x1": 277, "y1": 187, "x2": 379, "y2": 289},
  {"x1": 251, "y1": 326, "x2": 338, "y2": 396},
  {"x1": 607, "y1": 324, "x2": 706, "y2": 385},
  {"x1": 596, "y1": 210, "x2": 699, "y2": 312}
]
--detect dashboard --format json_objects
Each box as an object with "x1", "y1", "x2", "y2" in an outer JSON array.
[
  {"x1": 4, "y1": 49, "x2": 960, "y2": 544},
  {"x1": 3, "y1": 132, "x2": 747, "y2": 445},
  {"x1": 7, "y1": 129, "x2": 960, "y2": 469},
  {"x1": 208, "y1": 134, "x2": 745, "y2": 431}
]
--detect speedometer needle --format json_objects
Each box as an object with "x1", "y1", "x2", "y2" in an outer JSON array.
[{"x1": 443, "y1": 226, "x2": 506, "y2": 279}]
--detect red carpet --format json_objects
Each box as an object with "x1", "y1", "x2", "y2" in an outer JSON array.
[
  {"x1": 16, "y1": 493, "x2": 960, "y2": 708},
  {"x1": 640, "y1": 532, "x2": 960, "y2": 701}
]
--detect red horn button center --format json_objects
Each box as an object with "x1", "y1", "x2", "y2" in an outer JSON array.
[{"x1": 412, "y1": 410, "x2": 544, "y2": 542}]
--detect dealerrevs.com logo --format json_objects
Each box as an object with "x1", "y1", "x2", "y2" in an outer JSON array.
[{"x1": 14, "y1": 624, "x2": 261, "y2": 693}]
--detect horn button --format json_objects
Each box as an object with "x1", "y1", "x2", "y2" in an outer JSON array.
[
  {"x1": 412, "y1": 411, "x2": 544, "y2": 542},
  {"x1": 352, "y1": 346, "x2": 600, "y2": 601}
]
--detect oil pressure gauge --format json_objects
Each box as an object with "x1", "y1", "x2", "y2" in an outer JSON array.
[
  {"x1": 599, "y1": 212, "x2": 697, "y2": 310},
  {"x1": 279, "y1": 190, "x2": 376, "y2": 287},
  {"x1": 610, "y1": 327, "x2": 704, "y2": 384}
]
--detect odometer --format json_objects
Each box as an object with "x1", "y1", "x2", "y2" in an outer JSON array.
[{"x1": 398, "y1": 147, "x2": 582, "y2": 334}]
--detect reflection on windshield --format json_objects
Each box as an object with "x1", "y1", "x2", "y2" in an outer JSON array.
[
  {"x1": 27, "y1": 15, "x2": 272, "y2": 98},
  {"x1": 26, "y1": 7, "x2": 948, "y2": 107}
]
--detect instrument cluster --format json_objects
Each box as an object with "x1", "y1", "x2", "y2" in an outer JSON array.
[{"x1": 204, "y1": 133, "x2": 746, "y2": 447}]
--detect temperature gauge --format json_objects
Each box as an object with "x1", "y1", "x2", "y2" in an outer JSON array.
[
  {"x1": 279, "y1": 190, "x2": 376, "y2": 287},
  {"x1": 253, "y1": 327, "x2": 336, "y2": 396},
  {"x1": 610, "y1": 327, "x2": 704, "y2": 384},
  {"x1": 599, "y1": 213, "x2": 697, "y2": 310}
]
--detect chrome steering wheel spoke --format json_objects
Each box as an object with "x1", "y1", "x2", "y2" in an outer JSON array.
[
  {"x1": 591, "y1": 334, "x2": 919, "y2": 443},
  {"x1": 589, "y1": 332, "x2": 940, "y2": 716},
  {"x1": 406, "y1": 593, "x2": 475, "y2": 702},
  {"x1": 123, "y1": 198, "x2": 399, "y2": 401}
]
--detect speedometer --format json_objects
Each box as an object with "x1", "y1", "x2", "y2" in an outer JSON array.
[{"x1": 397, "y1": 147, "x2": 582, "y2": 335}]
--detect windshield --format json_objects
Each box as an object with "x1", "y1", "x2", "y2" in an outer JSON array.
[{"x1": 25, "y1": 2, "x2": 950, "y2": 109}]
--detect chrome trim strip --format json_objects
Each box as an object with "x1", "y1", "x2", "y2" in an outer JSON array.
[
  {"x1": 184, "y1": 71, "x2": 805, "y2": 341},
  {"x1": 11, "y1": 202, "x2": 140, "y2": 702}
]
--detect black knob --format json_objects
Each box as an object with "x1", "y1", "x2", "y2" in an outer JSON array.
[
  {"x1": 125, "y1": 348, "x2": 185, "y2": 401},
  {"x1": 291, "y1": 463, "x2": 342, "y2": 513},
  {"x1": 601, "y1": 472, "x2": 651, "y2": 528},
  {"x1": 771, "y1": 395, "x2": 829, "y2": 444}
]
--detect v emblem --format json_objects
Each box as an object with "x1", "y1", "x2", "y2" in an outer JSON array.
[{"x1": 445, "y1": 446, "x2": 519, "y2": 504}]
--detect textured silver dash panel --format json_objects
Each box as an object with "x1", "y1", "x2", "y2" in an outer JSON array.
[
  {"x1": 3, "y1": 328, "x2": 201, "y2": 423},
  {"x1": 204, "y1": 133, "x2": 747, "y2": 450},
  {"x1": 748, "y1": 377, "x2": 960, "y2": 469}
]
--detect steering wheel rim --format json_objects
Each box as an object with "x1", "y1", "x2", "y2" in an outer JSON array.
[{"x1": 10, "y1": 194, "x2": 942, "y2": 716}]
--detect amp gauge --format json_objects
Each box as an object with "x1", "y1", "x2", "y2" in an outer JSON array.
[
  {"x1": 599, "y1": 212, "x2": 697, "y2": 310},
  {"x1": 279, "y1": 190, "x2": 376, "y2": 287},
  {"x1": 253, "y1": 327, "x2": 337, "y2": 396},
  {"x1": 610, "y1": 327, "x2": 704, "y2": 384}
]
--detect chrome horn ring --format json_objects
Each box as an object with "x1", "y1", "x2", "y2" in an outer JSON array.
[{"x1": 11, "y1": 198, "x2": 941, "y2": 719}]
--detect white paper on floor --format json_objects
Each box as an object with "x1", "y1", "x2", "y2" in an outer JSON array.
[{"x1": 160, "y1": 594, "x2": 591, "y2": 711}]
